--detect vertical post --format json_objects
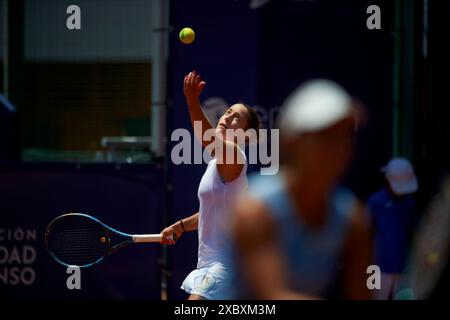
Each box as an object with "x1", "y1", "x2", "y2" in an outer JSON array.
[
  {"x1": 419, "y1": 0, "x2": 428, "y2": 162},
  {"x1": 422, "y1": 0, "x2": 428, "y2": 60},
  {"x1": 392, "y1": 0, "x2": 402, "y2": 157},
  {"x1": 3, "y1": 0, "x2": 24, "y2": 161},
  {"x1": 4, "y1": 0, "x2": 25, "y2": 105},
  {"x1": 3, "y1": 0, "x2": 7, "y2": 96},
  {"x1": 150, "y1": 0, "x2": 170, "y2": 300},
  {"x1": 403, "y1": 0, "x2": 416, "y2": 159},
  {"x1": 151, "y1": 0, "x2": 169, "y2": 159},
  {"x1": 392, "y1": 0, "x2": 417, "y2": 159}
]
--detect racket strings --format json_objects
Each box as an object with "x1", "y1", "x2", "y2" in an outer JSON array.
[{"x1": 48, "y1": 225, "x2": 109, "y2": 266}]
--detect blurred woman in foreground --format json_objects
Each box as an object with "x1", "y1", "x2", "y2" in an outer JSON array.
[{"x1": 232, "y1": 80, "x2": 372, "y2": 299}]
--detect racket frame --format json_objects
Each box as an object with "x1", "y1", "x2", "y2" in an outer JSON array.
[{"x1": 45, "y1": 213, "x2": 170, "y2": 268}]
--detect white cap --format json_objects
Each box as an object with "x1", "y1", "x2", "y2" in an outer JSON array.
[
  {"x1": 279, "y1": 79, "x2": 353, "y2": 135},
  {"x1": 381, "y1": 158, "x2": 418, "y2": 195}
]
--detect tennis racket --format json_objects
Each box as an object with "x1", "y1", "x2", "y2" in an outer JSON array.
[
  {"x1": 409, "y1": 178, "x2": 450, "y2": 299},
  {"x1": 396, "y1": 176, "x2": 450, "y2": 299},
  {"x1": 45, "y1": 213, "x2": 175, "y2": 268}
]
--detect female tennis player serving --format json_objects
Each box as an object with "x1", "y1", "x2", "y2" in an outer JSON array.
[{"x1": 160, "y1": 70, "x2": 260, "y2": 300}]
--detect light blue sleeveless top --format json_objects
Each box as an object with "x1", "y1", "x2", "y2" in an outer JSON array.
[{"x1": 242, "y1": 172, "x2": 356, "y2": 297}]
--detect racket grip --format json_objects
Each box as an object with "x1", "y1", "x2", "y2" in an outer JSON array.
[{"x1": 132, "y1": 234, "x2": 176, "y2": 243}]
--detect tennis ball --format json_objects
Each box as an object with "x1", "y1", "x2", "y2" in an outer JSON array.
[
  {"x1": 179, "y1": 27, "x2": 195, "y2": 44},
  {"x1": 427, "y1": 252, "x2": 439, "y2": 266}
]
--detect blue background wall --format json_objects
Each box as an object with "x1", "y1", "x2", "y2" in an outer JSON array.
[
  {"x1": 166, "y1": 0, "x2": 260, "y2": 300},
  {"x1": 166, "y1": 0, "x2": 394, "y2": 300},
  {"x1": 1, "y1": 164, "x2": 164, "y2": 299}
]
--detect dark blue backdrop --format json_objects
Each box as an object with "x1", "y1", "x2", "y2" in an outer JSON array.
[
  {"x1": 0, "y1": 163, "x2": 164, "y2": 299},
  {"x1": 0, "y1": 0, "x2": 395, "y2": 300},
  {"x1": 166, "y1": 0, "x2": 393, "y2": 300},
  {"x1": 166, "y1": 0, "x2": 259, "y2": 300}
]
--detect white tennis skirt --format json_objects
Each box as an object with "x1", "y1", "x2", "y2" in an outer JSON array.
[{"x1": 181, "y1": 262, "x2": 234, "y2": 300}]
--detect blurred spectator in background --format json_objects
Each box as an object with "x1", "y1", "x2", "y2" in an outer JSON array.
[
  {"x1": 367, "y1": 158, "x2": 419, "y2": 300},
  {"x1": 231, "y1": 80, "x2": 372, "y2": 299}
]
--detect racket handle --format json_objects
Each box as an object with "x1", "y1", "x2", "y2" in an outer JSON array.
[{"x1": 132, "y1": 234, "x2": 176, "y2": 243}]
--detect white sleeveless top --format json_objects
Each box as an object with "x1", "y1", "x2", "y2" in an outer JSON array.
[{"x1": 196, "y1": 147, "x2": 248, "y2": 268}]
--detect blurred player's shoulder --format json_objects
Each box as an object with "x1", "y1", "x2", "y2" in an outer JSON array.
[
  {"x1": 247, "y1": 172, "x2": 284, "y2": 198},
  {"x1": 333, "y1": 187, "x2": 360, "y2": 217},
  {"x1": 344, "y1": 193, "x2": 372, "y2": 246},
  {"x1": 244, "y1": 172, "x2": 289, "y2": 218},
  {"x1": 233, "y1": 175, "x2": 279, "y2": 247}
]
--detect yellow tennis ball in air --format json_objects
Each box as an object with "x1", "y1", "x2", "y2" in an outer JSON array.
[
  {"x1": 179, "y1": 27, "x2": 195, "y2": 44},
  {"x1": 427, "y1": 252, "x2": 439, "y2": 266}
]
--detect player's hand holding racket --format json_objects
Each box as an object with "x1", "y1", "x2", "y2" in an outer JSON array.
[{"x1": 160, "y1": 221, "x2": 184, "y2": 245}]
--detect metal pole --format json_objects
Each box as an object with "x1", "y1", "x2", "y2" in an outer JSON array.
[
  {"x1": 3, "y1": 0, "x2": 9, "y2": 98},
  {"x1": 393, "y1": 0, "x2": 417, "y2": 159},
  {"x1": 3, "y1": 0, "x2": 24, "y2": 161},
  {"x1": 151, "y1": 0, "x2": 169, "y2": 159},
  {"x1": 150, "y1": 0, "x2": 170, "y2": 300},
  {"x1": 422, "y1": 0, "x2": 428, "y2": 60},
  {"x1": 393, "y1": 0, "x2": 403, "y2": 157},
  {"x1": 404, "y1": 0, "x2": 415, "y2": 159}
]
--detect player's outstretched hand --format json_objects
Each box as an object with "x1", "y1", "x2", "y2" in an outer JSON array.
[{"x1": 183, "y1": 70, "x2": 206, "y2": 102}]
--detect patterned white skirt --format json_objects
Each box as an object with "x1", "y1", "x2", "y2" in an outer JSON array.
[{"x1": 181, "y1": 262, "x2": 234, "y2": 300}]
